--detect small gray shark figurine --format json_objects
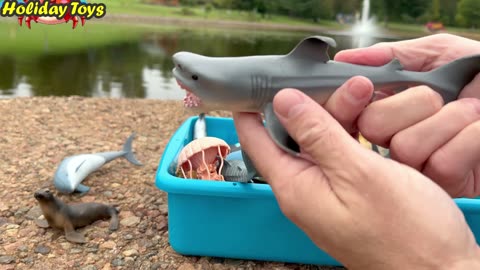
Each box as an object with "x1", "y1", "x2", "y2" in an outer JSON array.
[
  {"x1": 172, "y1": 35, "x2": 480, "y2": 156},
  {"x1": 53, "y1": 133, "x2": 143, "y2": 195}
]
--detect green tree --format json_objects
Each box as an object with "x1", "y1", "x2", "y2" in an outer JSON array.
[
  {"x1": 457, "y1": 0, "x2": 480, "y2": 27},
  {"x1": 431, "y1": 0, "x2": 441, "y2": 20}
]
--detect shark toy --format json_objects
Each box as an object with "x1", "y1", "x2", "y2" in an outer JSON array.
[
  {"x1": 172, "y1": 35, "x2": 480, "y2": 156},
  {"x1": 53, "y1": 133, "x2": 143, "y2": 195}
]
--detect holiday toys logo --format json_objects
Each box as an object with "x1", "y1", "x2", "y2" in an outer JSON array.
[{"x1": 0, "y1": 0, "x2": 106, "y2": 29}]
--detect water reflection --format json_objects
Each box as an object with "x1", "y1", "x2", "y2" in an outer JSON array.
[{"x1": 0, "y1": 27, "x2": 397, "y2": 99}]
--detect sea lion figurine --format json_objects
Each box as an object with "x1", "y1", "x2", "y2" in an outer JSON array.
[{"x1": 34, "y1": 188, "x2": 119, "y2": 244}]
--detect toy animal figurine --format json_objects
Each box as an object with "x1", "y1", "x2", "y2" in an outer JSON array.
[
  {"x1": 53, "y1": 132, "x2": 143, "y2": 195},
  {"x1": 34, "y1": 188, "x2": 119, "y2": 244},
  {"x1": 193, "y1": 113, "x2": 207, "y2": 140},
  {"x1": 172, "y1": 35, "x2": 480, "y2": 156}
]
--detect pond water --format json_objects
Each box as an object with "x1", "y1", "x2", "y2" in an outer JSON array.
[{"x1": 0, "y1": 25, "x2": 399, "y2": 99}]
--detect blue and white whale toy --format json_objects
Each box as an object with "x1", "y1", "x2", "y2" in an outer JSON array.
[{"x1": 53, "y1": 133, "x2": 143, "y2": 195}]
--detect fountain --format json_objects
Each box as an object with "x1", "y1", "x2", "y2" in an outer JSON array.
[{"x1": 351, "y1": 0, "x2": 379, "y2": 48}]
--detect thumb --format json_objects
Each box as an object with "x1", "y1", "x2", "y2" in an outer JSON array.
[{"x1": 272, "y1": 88, "x2": 368, "y2": 170}]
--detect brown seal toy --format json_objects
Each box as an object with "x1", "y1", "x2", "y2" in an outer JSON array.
[{"x1": 34, "y1": 188, "x2": 119, "y2": 243}]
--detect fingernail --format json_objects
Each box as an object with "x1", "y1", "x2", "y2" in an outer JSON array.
[
  {"x1": 275, "y1": 89, "x2": 306, "y2": 118},
  {"x1": 345, "y1": 79, "x2": 373, "y2": 103}
]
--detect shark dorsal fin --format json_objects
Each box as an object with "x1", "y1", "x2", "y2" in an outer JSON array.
[
  {"x1": 286, "y1": 36, "x2": 337, "y2": 63},
  {"x1": 384, "y1": 58, "x2": 404, "y2": 70}
]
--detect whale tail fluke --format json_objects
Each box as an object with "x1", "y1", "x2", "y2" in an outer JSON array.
[{"x1": 123, "y1": 132, "x2": 143, "y2": 166}]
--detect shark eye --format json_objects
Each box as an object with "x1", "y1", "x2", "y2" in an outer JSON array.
[{"x1": 192, "y1": 75, "x2": 198, "y2": 81}]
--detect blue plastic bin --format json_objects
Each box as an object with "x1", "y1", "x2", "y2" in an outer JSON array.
[{"x1": 155, "y1": 116, "x2": 480, "y2": 266}]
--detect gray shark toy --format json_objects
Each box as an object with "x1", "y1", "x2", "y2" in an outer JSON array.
[
  {"x1": 172, "y1": 35, "x2": 480, "y2": 156},
  {"x1": 53, "y1": 133, "x2": 143, "y2": 195}
]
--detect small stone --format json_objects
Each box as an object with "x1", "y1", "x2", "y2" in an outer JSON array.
[
  {"x1": 70, "y1": 248, "x2": 82, "y2": 254},
  {"x1": 158, "y1": 205, "x2": 168, "y2": 215},
  {"x1": 120, "y1": 216, "x2": 140, "y2": 227},
  {"x1": 60, "y1": 242, "x2": 71, "y2": 250},
  {"x1": 21, "y1": 257, "x2": 33, "y2": 265},
  {"x1": 111, "y1": 258, "x2": 124, "y2": 267},
  {"x1": 102, "y1": 263, "x2": 111, "y2": 270},
  {"x1": 81, "y1": 196, "x2": 96, "y2": 203},
  {"x1": 3, "y1": 242, "x2": 21, "y2": 254},
  {"x1": 34, "y1": 245, "x2": 50, "y2": 255},
  {"x1": 0, "y1": 202, "x2": 9, "y2": 211},
  {"x1": 81, "y1": 265, "x2": 97, "y2": 270},
  {"x1": 177, "y1": 263, "x2": 196, "y2": 270},
  {"x1": 14, "y1": 207, "x2": 29, "y2": 218},
  {"x1": 6, "y1": 224, "x2": 19, "y2": 230},
  {"x1": 103, "y1": 191, "x2": 113, "y2": 198},
  {"x1": 100, "y1": 241, "x2": 116, "y2": 249},
  {"x1": 122, "y1": 249, "x2": 138, "y2": 257},
  {"x1": 150, "y1": 262, "x2": 161, "y2": 270},
  {"x1": 123, "y1": 234, "x2": 133, "y2": 240},
  {"x1": 86, "y1": 247, "x2": 98, "y2": 254},
  {"x1": 25, "y1": 206, "x2": 42, "y2": 220},
  {"x1": 0, "y1": 217, "x2": 8, "y2": 226},
  {"x1": 0, "y1": 256, "x2": 15, "y2": 264},
  {"x1": 111, "y1": 183, "x2": 120, "y2": 188}
]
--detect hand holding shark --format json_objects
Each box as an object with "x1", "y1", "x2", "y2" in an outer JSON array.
[{"x1": 172, "y1": 35, "x2": 480, "y2": 156}]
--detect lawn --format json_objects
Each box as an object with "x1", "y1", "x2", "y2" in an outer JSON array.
[
  {"x1": 98, "y1": 0, "x2": 339, "y2": 28},
  {"x1": 0, "y1": 20, "x2": 146, "y2": 58}
]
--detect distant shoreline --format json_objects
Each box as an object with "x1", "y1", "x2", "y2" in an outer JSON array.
[{"x1": 99, "y1": 14, "x2": 427, "y2": 39}]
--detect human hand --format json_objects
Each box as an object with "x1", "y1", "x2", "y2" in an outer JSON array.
[
  {"x1": 233, "y1": 86, "x2": 480, "y2": 270},
  {"x1": 331, "y1": 34, "x2": 480, "y2": 198},
  {"x1": 334, "y1": 33, "x2": 480, "y2": 99}
]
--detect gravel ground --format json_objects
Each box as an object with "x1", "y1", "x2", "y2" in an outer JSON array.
[{"x1": 0, "y1": 97, "x2": 345, "y2": 270}]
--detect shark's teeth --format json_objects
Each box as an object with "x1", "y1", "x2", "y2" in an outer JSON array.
[
  {"x1": 184, "y1": 92, "x2": 202, "y2": 107},
  {"x1": 176, "y1": 79, "x2": 202, "y2": 107}
]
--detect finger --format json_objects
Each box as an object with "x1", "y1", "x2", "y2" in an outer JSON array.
[
  {"x1": 334, "y1": 39, "x2": 438, "y2": 71},
  {"x1": 232, "y1": 112, "x2": 312, "y2": 186},
  {"x1": 358, "y1": 86, "x2": 444, "y2": 147},
  {"x1": 272, "y1": 88, "x2": 367, "y2": 177},
  {"x1": 459, "y1": 73, "x2": 480, "y2": 99},
  {"x1": 389, "y1": 98, "x2": 480, "y2": 170},
  {"x1": 423, "y1": 120, "x2": 480, "y2": 198},
  {"x1": 323, "y1": 76, "x2": 374, "y2": 134},
  {"x1": 232, "y1": 112, "x2": 342, "y2": 225},
  {"x1": 333, "y1": 34, "x2": 465, "y2": 71}
]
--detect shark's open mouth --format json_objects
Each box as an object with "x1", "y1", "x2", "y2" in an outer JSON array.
[{"x1": 176, "y1": 79, "x2": 202, "y2": 108}]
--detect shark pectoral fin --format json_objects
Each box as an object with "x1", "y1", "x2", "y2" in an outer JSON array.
[
  {"x1": 75, "y1": 184, "x2": 90, "y2": 195},
  {"x1": 286, "y1": 35, "x2": 336, "y2": 63},
  {"x1": 263, "y1": 103, "x2": 301, "y2": 156}
]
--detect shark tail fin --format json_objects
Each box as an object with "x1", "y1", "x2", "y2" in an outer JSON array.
[
  {"x1": 425, "y1": 54, "x2": 480, "y2": 103},
  {"x1": 122, "y1": 132, "x2": 143, "y2": 166}
]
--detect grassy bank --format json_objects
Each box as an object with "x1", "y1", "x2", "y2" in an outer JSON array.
[
  {"x1": 100, "y1": 0, "x2": 340, "y2": 28},
  {"x1": 98, "y1": 0, "x2": 479, "y2": 40},
  {"x1": 0, "y1": 21, "x2": 145, "y2": 58}
]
